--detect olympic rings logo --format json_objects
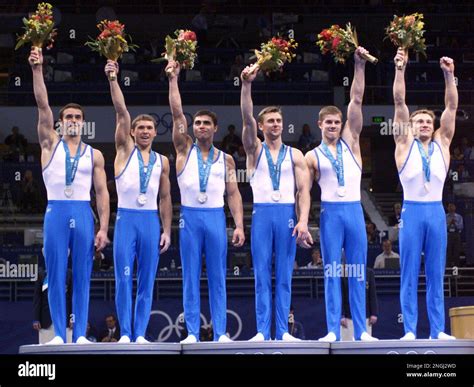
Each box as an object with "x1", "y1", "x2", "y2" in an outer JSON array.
[
  {"x1": 149, "y1": 309, "x2": 243, "y2": 342},
  {"x1": 147, "y1": 112, "x2": 194, "y2": 135}
]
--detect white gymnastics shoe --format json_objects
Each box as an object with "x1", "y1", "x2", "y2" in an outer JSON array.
[
  {"x1": 318, "y1": 332, "x2": 337, "y2": 342},
  {"x1": 218, "y1": 335, "x2": 233, "y2": 343},
  {"x1": 430, "y1": 332, "x2": 456, "y2": 340},
  {"x1": 282, "y1": 332, "x2": 301, "y2": 342},
  {"x1": 44, "y1": 336, "x2": 64, "y2": 345},
  {"x1": 135, "y1": 336, "x2": 150, "y2": 344},
  {"x1": 118, "y1": 335, "x2": 131, "y2": 343},
  {"x1": 248, "y1": 333, "x2": 265, "y2": 342},
  {"x1": 180, "y1": 334, "x2": 198, "y2": 344},
  {"x1": 360, "y1": 332, "x2": 379, "y2": 341},
  {"x1": 76, "y1": 336, "x2": 93, "y2": 344},
  {"x1": 400, "y1": 332, "x2": 416, "y2": 341}
]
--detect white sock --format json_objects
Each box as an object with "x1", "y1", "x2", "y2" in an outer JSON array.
[
  {"x1": 44, "y1": 336, "x2": 64, "y2": 345},
  {"x1": 76, "y1": 336, "x2": 92, "y2": 345},
  {"x1": 135, "y1": 336, "x2": 150, "y2": 344},
  {"x1": 360, "y1": 332, "x2": 379, "y2": 341},
  {"x1": 400, "y1": 332, "x2": 416, "y2": 341},
  {"x1": 318, "y1": 332, "x2": 337, "y2": 342},
  {"x1": 248, "y1": 333, "x2": 265, "y2": 342},
  {"x1": 282, "y1": 332, "x2": 301, "y2": 342},
  {"x1": 218, "y1": 335, "x2": 233, "y2": 343},
  {"x1": 118, "y1": 336, "x2": 131, "y2": 343},
  {"x1": 180, "y1": 335, "x2": 198, "y2": 344}
]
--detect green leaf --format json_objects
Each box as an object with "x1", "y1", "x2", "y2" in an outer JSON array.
[{"x1": 14, "y1": 38, "x2": 25, "y2": 50}]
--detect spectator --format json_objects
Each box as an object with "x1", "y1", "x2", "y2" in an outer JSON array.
[
  {"x1": 373, "y1": 239, "x2": 400, "y2": 269},
  {"x1": 460, "y1": 137, "x2": 471, "y2": 160},
  {"x1": 191, "y1": 6, "x2": 209, "y2": 46},
  {"x1": 341, "y1": 267, "x2": 378, "y2": 340},
  {"x1": 446, "y1": 203, "x2": 464, "y2": 267},
  {"x1": 100, "y1": 314, "x2": 121, "y2": 342},
  {"x1": 221, "y1": 124, "x2": 242, "y2": 155},
  {"x1": 366, "y1": 221, "x2": 379, "y2": 244},
  {"x1": 288, "y1": 305, "x2": 305, "y2": 340},
  {"x1": 233, "y1": 145, "x2": 247, "y2": 168},
  {"x1": 229, "y1": 55, "x2": 245, "y2": 80},
  {"x1": 452, "y1": 146, "x2": 464, "y2": 161},
  {"x1": 388, "y1": 203, "x2": 402, "y2": 227},
  {"x1": 305, "y1": 248, "x2": 323, "y2": 268},
  {"x1": 4, "y1": 126, "x2": 28, "y2": 161},
  {"x1": 457, "y1": 163, "x2": 470, "y2": 181},
  {"x1": 19, "y1": 169, "x2": 42, "y2": 213},
  {"x1": 297, "y1": 124, "x2": 316, "y2": 153},
  {"x1": 86, "y1": 322, "x2": 98, "y2": 343}
]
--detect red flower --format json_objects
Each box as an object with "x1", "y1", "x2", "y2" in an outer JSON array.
[
  {"x1": 320, "y1": 29, "x2": 333, "y2": 41},
  {"x1": 332, "y1": 36, "x2": 341, "y2": 50},
  {"x1": 99, "y1": 30, "x2": 111, "y2": 39},
  {"x1": 182, "y1": 30, "x2": 196, "y2": 41}
]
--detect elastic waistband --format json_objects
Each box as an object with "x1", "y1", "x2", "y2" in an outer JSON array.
[
  {"x1": 181, "y1": 205, "x2": 224, "y2": 212},
  {"x1": 321, "y1": 201, "x2": 361, "y2": 206},
  {"x1": 253, "y1": 203, "x2": 295, "y2": 207},
  {"x1": 47, "y1": 200, "x2": 90, "y2": 205},
  {"x1": 403, "y1": 200, "x2": 443, "y2": 205},
  {"x1": 117, "y1": 207, "x2": 159, "y2": 213}
]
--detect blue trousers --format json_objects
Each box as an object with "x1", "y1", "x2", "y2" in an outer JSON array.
[
  {"x1": 114, "y1": 208, "x2": 160, "y2": 340},
  {"x1": 399, "y1": 201, "x2": 447, "y2": 338},
  {"x1": 179, "y1": 206, "x2": 227, "y2": 341},
  {"x1": 251, "y1": 203, "x2": 297, "y2": 340},
  {"x1": 43, "y1": 200, "x2": 94, "y2": 342},
  {"x1": 319, "y1": 201, "x2": 367, "y2": 341}
]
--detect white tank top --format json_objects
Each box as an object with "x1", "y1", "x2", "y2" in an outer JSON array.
[
  {"x1": 250, "y1": 144, "x2": 295, "y2": 204},
  {"x1": 177, "y1": 145, "x2": 226, "y2": 208},
  {"x1": 399, "y1": 140, "x2": 447, "y2": 202},
  {"x1": 42, "y1": 139, "x2": 93, "y2": 201},
  {"x1": 115, "y1": 147, "x2": 162, "y2": 210},
  {"x1": 315, "y1": 139, "x2": 361, "y2": 202}
]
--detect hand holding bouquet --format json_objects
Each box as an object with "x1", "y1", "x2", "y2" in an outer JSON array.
[
  {"x1": 85, "y1": 20, "x2": 138, "y2": 81},
  {"x1": 243, "y1": 36, "x2": 298, "y2": 79},
  {"x1": 152, "y1": 29, "x2": 197, "y2": 76},
  {"x1": 385, "y1": 13, "x2": 426, "y2": 70},
  {"x1": 316, "y1": 23, "x2": 378, "y2": 64},
  {"x1": 15, "y1": 2, "x2": 57, "y2": 64}
]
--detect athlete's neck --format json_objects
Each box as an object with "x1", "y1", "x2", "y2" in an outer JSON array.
[
  {"x1": 63, "y1": 135, "x2": 82, "y2": 147},
  {"x1": 136, "y1": 143, "x2": 152, "y2": 153},
  {"x1": 264, "y1": 136, "x2": 283, "y2": 150},
  {"x1": 196, "y1": 139, "x2": 214, "y2": 154},
  {"x1": 322, "y1": 135, "x2": 339, "y2": 147}
]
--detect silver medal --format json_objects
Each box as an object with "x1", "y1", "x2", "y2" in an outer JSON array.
[
  {"x1": 64, "y1": 186, "x2": 73, "y2": 198},
  {"x1": 137, "y1": 193, "x2": 147, "y2": 206},
  {"x1": 198, "y1": 192, "x2": 208, "y2": 204},
  {"x1": 271, "y1": 190, "x2": 281, "y2": 202},
  {"x1": 337, "y1": 186, "x2": 346, "y2": 197}
]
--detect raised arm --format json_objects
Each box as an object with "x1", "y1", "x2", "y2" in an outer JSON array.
[
  {"x1": 343, "y1": 47, "x2": 368, "y2": 145},
  {"x1": 92, "y1": 149, "x2": 110, "y2": 251},
  {"x1": 29, "y1": 47, "x2": 56, "y2": 150},
  {"x1": 158, "y1": 155, "x2": 172, "y2": 253},
  {"x1": 166, "y1": 60, "x2": 192, "y2": 155},
  {"x1": 436, "y1": 57, "x2": 457, "y2": 146},
  {"x1": 292, "y1": 149, "x2": 313, "y2": 248},
  {"x1": 393, "y1": 48, "x2": 411, "y2": 145},
  {"x1": 225, "y1": 155, "x2": 245, "y2": 247},
  {"x1": 105, "y1": 60, "x2": 133, "y2": 152},
  {"x1": 240, "y1": 67, "x2": 260, "y2": 156}
]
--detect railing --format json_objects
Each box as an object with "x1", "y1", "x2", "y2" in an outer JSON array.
[{"x1": 1, "y1": 268, "x2": 473, "y2": 302}]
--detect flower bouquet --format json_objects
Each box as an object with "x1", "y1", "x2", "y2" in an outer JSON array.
[
  {"x1": 152, "y1": 29, "x2": 198, "y2": 75},
  {"x1": 316, "y1": 23, "x2": 378, "y2": 64},
  {"x1": 15, "y1": 2, "x2": 58, "y2": 64},
  {"x1": 385, "y1": 13, "x2": 427, "y2": 69},
  {"x1": 85, "y1": 20, "x2": 138, "y2": 81},
  {"x1": 244, "y1": 36, "x2": 298, "y2": 78}
]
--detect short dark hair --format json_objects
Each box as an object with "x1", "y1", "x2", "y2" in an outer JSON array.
[
  {"x1": 257, "y1": 106, "x2": 282, "y2": 124},
  {"x1": 59, "y1": 103, "x2": 85, "y2": 120},
  {"x1": 193, "y1": 110, "x2": 218, "y2": 126}
]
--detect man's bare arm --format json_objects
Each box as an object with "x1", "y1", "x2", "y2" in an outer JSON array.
[
  {"x1": 393, "y1": 48, "x2": 411, "y2": 145},
  {"x1": 240, "y1": 67, "x2": 260, "y2": 155},
  {"x1": 167, "y1": 60, "x2": 192, "y2": 155},
  {"x1": 93, "y1": 149, "x2": 110, "y2": 251},
  {"x1": 437, "y1": 57, "x2": 458, "y2": 146}
]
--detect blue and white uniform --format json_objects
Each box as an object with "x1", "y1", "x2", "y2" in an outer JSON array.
[
  {"x1": 249, "y1": 143, "x2": 296, "y2": 340},
  {"x1": 313, "y1": 138, "x2": 367, "y2": 341},
  {"x1": 42, "y1": 139, "x2": 94, "y2": 342},
  {"x1": 177, "y1": 144, "x2": 227, "y2": 341},
  {"x1": 114, "y1": 146, "x2": 163, "y2": 340},
  {"x1": 398, "y1": 139, "x2": 448, "y2": 338}
]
